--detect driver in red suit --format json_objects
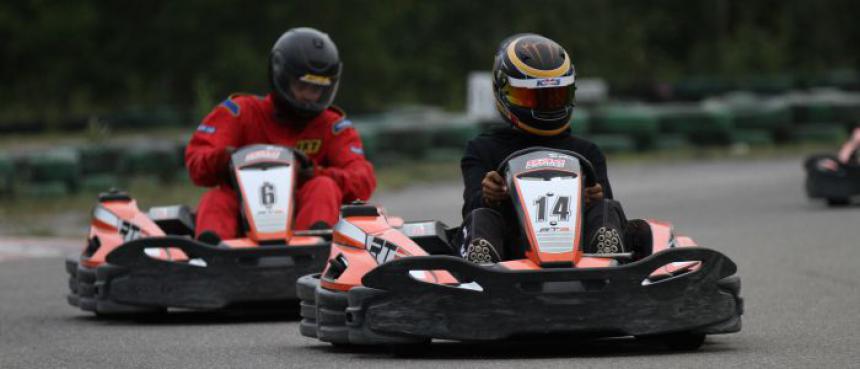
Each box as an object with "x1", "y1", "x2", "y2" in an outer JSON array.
[{"x1": 185, "y1": 27, "x2": 376, "y2": 239}]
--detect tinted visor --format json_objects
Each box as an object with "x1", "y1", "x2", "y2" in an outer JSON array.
[
  {"x1": 273, "y1": 70, "x2": 340, "y2": 113},
  {"x1": 503, "y1": 84, "x2": 573, "y2": 110}
]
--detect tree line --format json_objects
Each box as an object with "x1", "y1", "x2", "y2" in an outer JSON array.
[{"x1": 1, "y1": 0, "x2": 858, "y2": 127}]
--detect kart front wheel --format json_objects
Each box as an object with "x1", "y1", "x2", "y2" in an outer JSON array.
[
  {"x1": 826, "y1": 198, "x2": 850, "y2": 206},
  {"x1": 638, "y1": 332, "x2": 706, "y2": 351}
]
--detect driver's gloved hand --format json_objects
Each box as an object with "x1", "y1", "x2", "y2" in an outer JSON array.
[
  {"x1": 299, "y1": 163, "x2": 316, "y2": 182},
  {"x1": 197, "y1": 230, "x2": 223, "y2": 246},
  {"x1": 293, "y1": 149, "x2": 315, "y2": 182},
  {"x1": 481, "y1": 170, "x2": 507, "y2": 207},
  {"x1": 584, "y1": 183, "x2": 604, "y2": 206},
  {"x1": 222, "y1": 146, "x2": 238, "y2": 187}
]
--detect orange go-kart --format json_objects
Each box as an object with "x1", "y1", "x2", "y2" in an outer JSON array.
[
  {"x1": 66, "y1": 144, "x2": 334, "y2": 314},
  {"x1": 298, "y1": 148, "x2": 743, "y2": 350}
]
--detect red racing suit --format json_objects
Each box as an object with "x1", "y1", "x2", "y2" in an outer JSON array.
[{"x1": 185, "y1": 93, "x2": 376, "y2": 238}]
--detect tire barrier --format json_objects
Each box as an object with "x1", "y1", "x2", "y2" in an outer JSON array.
[
  {"x1": 23, "y1": 148, "x2": 81, "y2": 196},
  {"x1": 118, "y1": 144, "x2": 181, "y2": 183},
  {"x1": 591, "y1": 104, "x2": 660, "y2": 151},
  {"x1": 656, "y1": 104, "x2": 734, "y2": 146},
  {"x1": 2, "y1": 89, "x2": 859, "y2": 199},
  {"x1": 0, "y1": 154, "x2": 13, "y2": 196}
]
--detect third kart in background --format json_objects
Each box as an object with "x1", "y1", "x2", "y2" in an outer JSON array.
[{"x1": 805, "y1": 126, "x2": 860, "y2": 206}]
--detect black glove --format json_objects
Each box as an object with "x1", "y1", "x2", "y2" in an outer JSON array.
[{"x1": 293, "y1": 149, "x2": 315, "y2": 181}]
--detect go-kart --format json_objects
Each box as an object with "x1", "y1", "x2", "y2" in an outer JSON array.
[
  {"x1": 298, "y1": 147, "x2": 743, "y2": 350},
  {"x1": 804, "y1": 153, "x2": 860, "y2": 206},
  {"x1": 65, "y1": 144, "x2": 333, "y2": 314}
]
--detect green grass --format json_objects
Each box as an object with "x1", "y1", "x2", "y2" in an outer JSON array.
[{"x1": 0, "y1": 177, "x2": 206, "y2": 237}]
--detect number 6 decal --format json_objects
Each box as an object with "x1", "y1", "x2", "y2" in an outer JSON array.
[{"x1": 261, "y1": 182, "x2": 276, "y2": 208}]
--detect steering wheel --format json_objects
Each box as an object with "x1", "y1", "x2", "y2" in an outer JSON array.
[
  {"x1": 495, "y1": 147, "x2": 597, "y2": 187},
  {"x1": 228, "y1": 145, "x2": 313, "y2": 171}
]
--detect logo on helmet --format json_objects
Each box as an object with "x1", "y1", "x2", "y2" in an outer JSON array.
[{"x1": 536, "y1": 78, "x2": 562, "y2": 87}]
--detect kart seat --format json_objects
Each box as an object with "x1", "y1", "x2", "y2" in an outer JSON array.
[
  {"x1": 148, "y1": 205, "x2": 196, "y2": 236},
  {"x1": 341, "y1": 203, "x2": 380, "y2": 217},
  {"x1": 400, "y1": 220, "x2": 457, "y2": 255},
  {"x1": 196, "y1": 230, "x2": 222, "y2": 246}
]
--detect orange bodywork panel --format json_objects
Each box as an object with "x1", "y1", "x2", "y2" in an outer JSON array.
[
  {"x1": 577, "y1": 256, "x2": 618, "y2": 268},
  {"x1": 83, "y1": 198, "x2": 326, "y2": 269},
  {"x1": 321, "y1": 216, "x2": 458, "y2": 291},
  {"x1": 646, "y1": 219, "x2": 702, "y2": 279},
  {"x1": 83, "y1": 199, "x2": 185, "y2": 268},
  {"x1": 221, "y1": 235, "x2": 325, "y2": 248}
]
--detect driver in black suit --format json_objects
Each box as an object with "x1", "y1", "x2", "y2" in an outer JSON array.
[{"x1": 458, "y1": 34, "x2": 629, "y2": 263}]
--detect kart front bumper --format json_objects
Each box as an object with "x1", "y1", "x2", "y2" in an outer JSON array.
[
  {"x1": 299, "y1": 247, "x2": 742, "y2": 345},
  {"x1": 67, "y1": 236, "x2": 329, "y2": 314}
]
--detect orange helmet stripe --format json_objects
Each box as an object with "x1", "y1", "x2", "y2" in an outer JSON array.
[{"x1": 506, "y1": 36, "x2": 571, "y2": 78}]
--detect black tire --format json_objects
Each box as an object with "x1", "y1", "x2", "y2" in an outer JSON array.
[
  {"x1": 297, "y1": 274, "x2": 321, "y2": 338},
  {"x1": 316, "y1": 286, "x2": 350, "y2": 345},
  {"x1": 296, "y1": 273, "x2": 320, "y2": 301},
  {"x1": 657, "y1": 332, "x2": 706, "y2": 351},
  {"x1": 387, "y1": 341, "x2": 432, "y2": 356},
  {"x1": 826, "y1": 198, "x2": 850, "y2": 206},
  {"x1": 717, "y1": 274, "x2": 741, "y2": 296}
]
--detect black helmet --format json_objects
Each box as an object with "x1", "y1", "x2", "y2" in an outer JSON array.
[
  {"x1": 493, "y1": 34, "x2": 575, "y2": 136},
  {"x1": 269, "y1": 27, "x2": 342, "y2": 119}
]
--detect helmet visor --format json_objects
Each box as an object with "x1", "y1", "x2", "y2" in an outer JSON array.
[
  {"x1": 503, "y1": 84, "x2": 573, "y2": 110},
  {"x1": 273, "y1": 71, "x2": 340, "y2": 113}
]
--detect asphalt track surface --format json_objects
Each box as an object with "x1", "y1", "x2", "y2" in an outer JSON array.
[{"x1": 1, "y1": 156, "x2": 858, "y2": 369}]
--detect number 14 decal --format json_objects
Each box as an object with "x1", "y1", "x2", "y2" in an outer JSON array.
[{"x1": 534, "y1": 194, "x2": 571, "y2": 222}]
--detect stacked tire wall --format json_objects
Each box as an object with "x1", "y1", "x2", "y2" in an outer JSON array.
[{"x1": 1, "y1": 90, "x2": 859, "y2": 198}]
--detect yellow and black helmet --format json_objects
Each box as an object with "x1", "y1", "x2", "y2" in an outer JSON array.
[{"x1": 492, "y1": 34, "x2": 575, "y2": 136}]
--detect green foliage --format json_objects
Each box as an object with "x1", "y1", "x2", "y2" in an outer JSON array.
[{"x1": 1, "y1": 0, "x2": 859, "y2": 126}]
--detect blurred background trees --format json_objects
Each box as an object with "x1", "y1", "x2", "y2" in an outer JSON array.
[{"x1": 1, "y1": 0, "x2": 858, "y2": 128}]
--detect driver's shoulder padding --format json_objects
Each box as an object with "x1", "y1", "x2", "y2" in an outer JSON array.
[
  {"x1": 325, "y1": 106, "x2": 352, "y2": 135},
  {"x1": 219, "y1": 92, "x2": 260, "y2": 117}
]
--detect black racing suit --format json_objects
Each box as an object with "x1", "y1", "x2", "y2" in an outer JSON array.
[{"x1": 458, "y1": 126, "x2": 627, "y2": 260}]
